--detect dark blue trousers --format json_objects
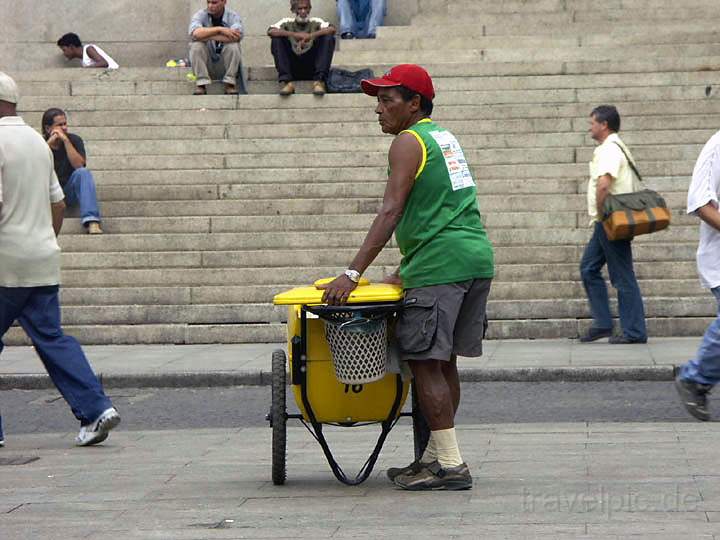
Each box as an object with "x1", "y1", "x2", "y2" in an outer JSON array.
[
  {"x1": 0, "y1": 285, "x2": 112, "y2": 425},
  {"x1": 580, "y1": 222, "x2": 648, "y2": 340}
]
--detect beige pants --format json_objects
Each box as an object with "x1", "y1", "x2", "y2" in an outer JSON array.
[{"x1": 189, "y1": 41, "x2": 242, "y2": 86}]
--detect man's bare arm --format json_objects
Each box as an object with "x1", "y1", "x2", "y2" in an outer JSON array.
[
  {"x1": 192, "y1": 27, "x2": 224, "y2": 41},
  {"x1": 85, "y1": 46, "x2": 109, "y2": 68},
  {"x1": 318, "y1": 133, "x2": 421, "y2": 305},
  {"x1": 596, "y1": 173, "x2": 613, "y2": 218},
  {"x1": 62, "y1": 136, "x2": 86, "y2": 170},
  {"x1": 51, "y1": 200, "x2": 65, "y2": 236},
  {"x1": 310, "y1": 26, "x2": 336, "y2": 39},
  {"x1": 348, "y1": 133, "x2": 420, "y2": 274},
  {"x1": 697, "y1": 201, "x2": 720, "y2": 232},
  {"x1": 268, "y1": 27, "x2": 303, "y2": 39},
  {"x1": 213, "y1": 34, "x2": 238, "y2": 43}
]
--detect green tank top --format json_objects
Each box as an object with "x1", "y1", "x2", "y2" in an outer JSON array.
[{"x1": 394, "y1": 118, "x2": 495, "y2": 289}]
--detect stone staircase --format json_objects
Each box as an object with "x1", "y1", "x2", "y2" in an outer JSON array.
[{"x1": 5, "y1": 0, "x2": 720, "y2": 344}]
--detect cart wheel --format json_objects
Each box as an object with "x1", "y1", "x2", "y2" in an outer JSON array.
[
  {"x1": 271, "y1": 349, "x2": 287, "y2": 485},
  {"x1": 411, "y1": 383, "x2": 430, "y2": 461}
]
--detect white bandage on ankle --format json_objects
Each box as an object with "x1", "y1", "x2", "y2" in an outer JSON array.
[
  {"x1": 420, "y1": 434, "x2": 436, "y2": 464},
  {"x1": 432, "y1": 428, "x2": 463, "y2": 468}
]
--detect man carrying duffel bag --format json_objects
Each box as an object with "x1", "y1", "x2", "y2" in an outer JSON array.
[{"x1": 579, "y1": 105, "x2": 654, "y2": 345}]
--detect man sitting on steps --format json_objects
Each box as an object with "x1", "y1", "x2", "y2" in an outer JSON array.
[
  {"x1": 189, "y1": 0, "x2": 243, "y2": 95},
  {"x1": 268, "y1": 0, "x2": 336, "y2": 96},
  {"x1": 42, "y1": 108, "x2": 103, "y2": 235}
]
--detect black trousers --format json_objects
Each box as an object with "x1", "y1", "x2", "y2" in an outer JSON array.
[{"x1": 271, "y1": 35, "x2": 335, "y2": 82}]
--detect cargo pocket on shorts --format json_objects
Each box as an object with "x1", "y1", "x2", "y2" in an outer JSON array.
[{"x1": 396, "y1": 290, "x2": 438, "y2": 354}]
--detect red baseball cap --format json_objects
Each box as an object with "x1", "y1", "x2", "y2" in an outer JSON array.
[{"x1": 361, "y1": 64, "x2": 435, "y2": 101}]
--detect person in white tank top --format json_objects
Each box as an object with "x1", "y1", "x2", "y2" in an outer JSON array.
[{"x1": 57, "y1": 32, "x2": 119, "y2": 69}]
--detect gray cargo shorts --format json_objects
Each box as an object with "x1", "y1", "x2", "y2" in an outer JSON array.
[{"x1": 395, "y1": 278, "x2": 492, "y2": 361}]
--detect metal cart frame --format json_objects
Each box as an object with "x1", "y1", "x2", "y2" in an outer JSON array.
[{"x1": 268, "y1": 302, "x2": 429, "y2": 486}]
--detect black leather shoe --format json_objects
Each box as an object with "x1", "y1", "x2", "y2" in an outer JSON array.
[
  {"x1": 608, "y1": 335, "x2": 648, "y2": 344},
  {"x1": 579, "y1": 327, "x2": 612, "y2": 343}
]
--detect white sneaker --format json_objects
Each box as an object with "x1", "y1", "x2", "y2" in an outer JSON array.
[{"x1": 75, "y1": 407, "x2": 121, "y2": 446}]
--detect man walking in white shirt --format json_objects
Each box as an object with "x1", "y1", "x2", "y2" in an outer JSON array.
[
  {"x1": 675, "y1": 130, "x2": 720, "y2": 421},
  {"x1": 0, "y1": 72, "x2": 120, "y2": 447},
  {"x1": 579, "y1": 105, "x2": 648, "y2": 344}
]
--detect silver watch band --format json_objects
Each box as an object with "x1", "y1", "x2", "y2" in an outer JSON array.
[{"x1": 344, "y1": 269, "x2": 361, "y2": 283}]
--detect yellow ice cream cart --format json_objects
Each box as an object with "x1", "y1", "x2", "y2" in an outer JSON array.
[{"x1": 270, "y1": 278, "x2": 429, "y2": 485}]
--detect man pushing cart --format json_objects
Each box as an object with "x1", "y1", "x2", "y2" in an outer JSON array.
[{"x1": 316, "y1": 64, "x2": 495, "y2": 490}]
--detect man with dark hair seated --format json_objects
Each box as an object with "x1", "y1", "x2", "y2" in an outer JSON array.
[
  {"x1": 189, "y1": 0, "x2": 243, "y2": 95},
  {"x1": 56, "y1": 33, "x2": 119, "y2": 69},
  {"x1": 42, "y1": 108, "x2": 103, "y2": 235},
  {"x1": 268, "y1": 0, "x2": 336, "y2": 96}
]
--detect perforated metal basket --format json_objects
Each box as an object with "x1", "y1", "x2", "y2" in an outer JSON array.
[{"x1": 323, "y1": 314, "x2": 388, "y2": 385}]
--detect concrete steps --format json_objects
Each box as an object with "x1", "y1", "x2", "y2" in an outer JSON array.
[
  {"x1": 58, "y1": 191, "x2": 696, "y2": 220},
  {"x1": 5, "y1": 316, "x2": 716, "y2": 346},
  {"x1": 4, "y1": 0, "x2": 718, "y2": 344},
  {"x1": 62, "y1": 210, "x2": 701, "y2": 235},
  {"x1": 28, "y1": 296, "x2": 720, "y2": 326},
  {"x1": 19, "y1": 99, "x2": 720, "y2": 128},
  {"x1": 55, "y1": 279, "x2": 709, "y2": 307},
  {"x1": 56, "y1": 260, "x2": 702, "y2": 288},
  {"x1": 20, "y1": 114, "x2": 720, "y2": 140},
  {"x1": 57, "y1": 243, "x2": 699, "y2": 270},
  {"x1": 15, "y1": 82, "x2": 720, "y2": 111}
]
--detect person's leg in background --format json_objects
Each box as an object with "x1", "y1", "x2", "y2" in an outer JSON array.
[
  {"x1": 63, "y1": 167, "x2": 102, "y2": 234},
  {"x1": 579, "y1": 222, "x2": 613, "y2": 341},
  {"x1": 599, "y1": 226, "x2": 647, "y2": 342},
  {"x1": 17, "y1": 285, "x2": 120, "y2": 445},
  {"x1": 676, "y1": 287, "x2": 720, "y2": 420},
  {"x1": 367, "y1": 0, "x2": 387, "y2": 38},
  {"x1": 189, "y1": 41, "x2": 211, "y2": 94},
  {"x1": 337, "y1": 0, "x2": 356, "y2": 38},
  {"x1": 219, "y1": 42, "x2": 242, "y2": 92},
  {"x1": 0, "y1": 286, "x2": 32, "y2": 448},
  {"x1": 310, "y1": 34, "x2": 335, "y2": 94},
  {"x1": 271, "y1": 37, "x2": 298, "y2": 95}
]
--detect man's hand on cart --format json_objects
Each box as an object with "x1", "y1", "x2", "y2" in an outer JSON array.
[{"x1": 317, "y1": 274, "x2": 358, "y2": 305}]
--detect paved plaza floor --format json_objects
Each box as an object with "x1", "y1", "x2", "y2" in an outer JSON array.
[{"x1": 1, "y1": 421, "x2": 720, "y2": 539}]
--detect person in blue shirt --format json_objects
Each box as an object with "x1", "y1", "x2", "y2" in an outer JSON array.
[{"x1": 188, "y1": 0, "x2": 244, "y2": 95}]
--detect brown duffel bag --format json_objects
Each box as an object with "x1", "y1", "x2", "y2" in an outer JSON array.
[
  {"x1": 601, "y1": 142, "x2": 672, "y2": 241},
  {"x1": 602, "y1": 189, "x2": 671, "y2": 241}
]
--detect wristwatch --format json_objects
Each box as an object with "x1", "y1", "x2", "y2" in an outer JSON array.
[{"x1": 344, "y1": 269, "x2": 361, "y2": 283}]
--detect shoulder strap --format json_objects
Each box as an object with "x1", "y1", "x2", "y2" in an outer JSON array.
[{"x1": 612, "y1": 141, "x2": 643, "y2": 183}]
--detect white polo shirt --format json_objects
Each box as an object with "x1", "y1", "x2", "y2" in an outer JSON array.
[
  {"x1": 0, "y1": 116, "x2": 64, "y2": 287},
  {"x1": 587, "y1": 133, "x2": 640, "y2": 225},
  {"x1": 687, "y1": 130, "x2": 720, "y2": 290}
]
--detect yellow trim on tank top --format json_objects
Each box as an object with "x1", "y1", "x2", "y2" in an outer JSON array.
[{"x1": 400, "y1": 119, "x2": 432, "y2": 179}]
